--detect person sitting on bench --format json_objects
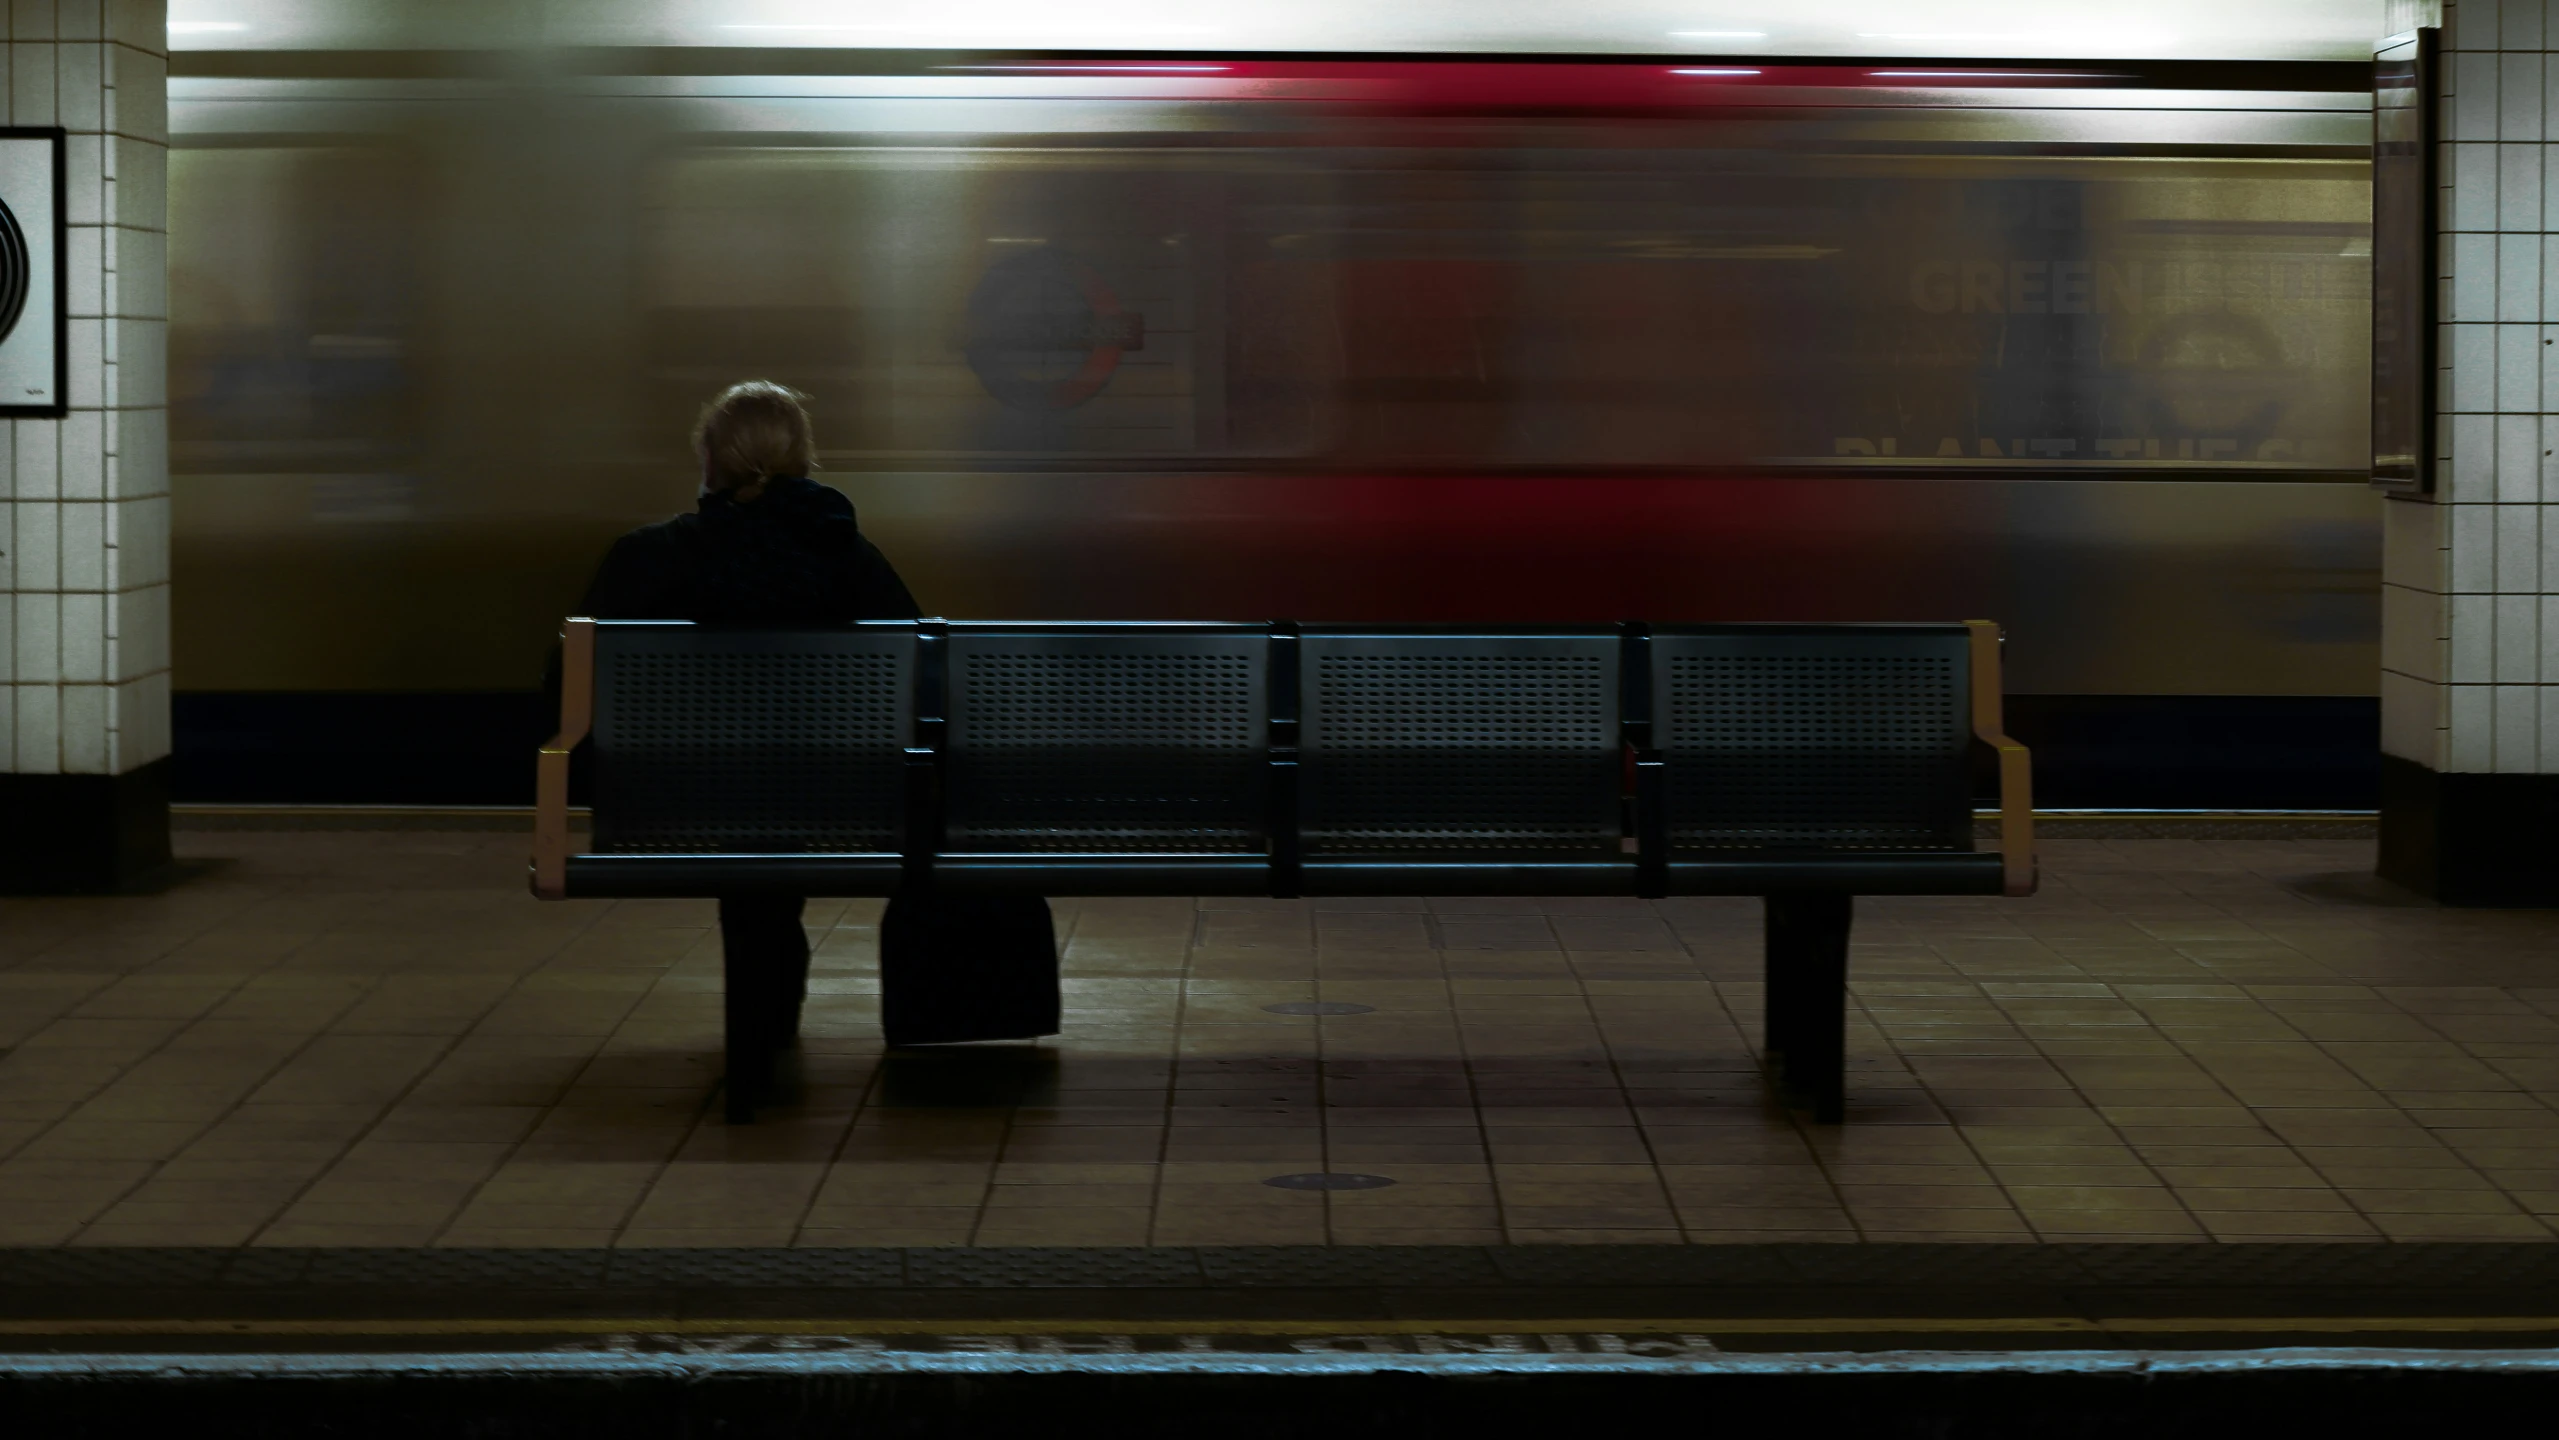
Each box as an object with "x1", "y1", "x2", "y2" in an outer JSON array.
[{"x1": 564, "y1": 380, "x2": 1060, "y2": 1116}]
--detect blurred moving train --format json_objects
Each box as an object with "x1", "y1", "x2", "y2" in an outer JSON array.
[{"x1": 164, "y1": 52, "x2": 2381, "y2": 805}]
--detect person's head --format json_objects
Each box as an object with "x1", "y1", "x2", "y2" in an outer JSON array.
[{"x1": 692, "y1": 380, "x2": 816, "y2": 496}]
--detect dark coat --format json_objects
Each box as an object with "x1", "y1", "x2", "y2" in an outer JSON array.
[
  {"x1": 543, "y1": 476, "x2": 920, "y2": 720},
  {"x1": 577, "y1": 475, "x2": 920, "y2": 624},
  {"x1": 555, "y1": 475, "x2": 1056, "y2": 1053}
]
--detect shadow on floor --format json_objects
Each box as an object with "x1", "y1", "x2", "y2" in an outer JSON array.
[
  {"x1": 2286, "y1": 870, "x2": 2439, "y2": 909},
  {"x1": 872, "y1": 1047, "x2": 1062, "y2": 1108}
]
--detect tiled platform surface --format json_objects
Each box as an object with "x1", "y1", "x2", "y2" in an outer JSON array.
[{"x1": 4, "y1": 828, "x2": 2559, "y2": 1249}]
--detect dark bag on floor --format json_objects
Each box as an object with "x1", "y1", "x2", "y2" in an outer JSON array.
[{"x1": 879, "y1": 891, "x2": 1061, "y2": 1046}]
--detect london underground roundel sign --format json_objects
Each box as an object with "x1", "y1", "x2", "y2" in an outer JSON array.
[{"x1": 963, "y1": 247, "x2": 1145, "y2": 411}]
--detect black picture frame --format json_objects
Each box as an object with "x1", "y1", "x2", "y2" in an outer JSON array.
[{"x1": 2372, "y1": 29, "x2": 2436, "y2": 494}]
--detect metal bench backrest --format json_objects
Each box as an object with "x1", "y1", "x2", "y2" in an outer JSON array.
[
  {"x1": 1299, "y1": 626, "x2": 1621, "y2": 857},
  {"x1": 1651, "y1": 624, "x2": 1973, "y2": 853},
  {"x1": 590, "y1": 622, "x2": 914, "y2": 855},
  {"x1": 944, "y1": 623, "x2": 1269, "y2": 854}
]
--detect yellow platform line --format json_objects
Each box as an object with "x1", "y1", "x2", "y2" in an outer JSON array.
[{"x1": 3, "y1": 1316, "x2": 2558, "y2": 1339}]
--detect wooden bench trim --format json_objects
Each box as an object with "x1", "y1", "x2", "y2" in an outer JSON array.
[
  {"x1": 531, "y1": 617, "x2": 595, "y2": 901},
  {"x1": 1965, "y1": 619, "x2": 2037, "y2": 897}
]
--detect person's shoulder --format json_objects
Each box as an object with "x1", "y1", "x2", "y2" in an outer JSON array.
[
  {"x1": 612, "y1": 513, "x2": 700, "y2": 553},
  {"x1": 581, "y1": 511, "x2": 704, "y2": 618},
  {"x1": 773, "y1": 475, "x2": 856, "y2": 521},
  {"x1": 594, "y1": 512, "x2": 702, "y2": 578}
]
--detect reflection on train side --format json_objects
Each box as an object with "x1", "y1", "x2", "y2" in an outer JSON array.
[
  {"x1": 165, "y1": 68, "x2": 2377, "y2": 696},
  {"x1": 170, "y1": 146, "x2": 421, "y2": 471},
  {"x1": 637, "y1": 150, "x2": 2367, "y2": 470}
]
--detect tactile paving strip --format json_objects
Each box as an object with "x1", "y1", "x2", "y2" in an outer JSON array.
[
  {"x1": 1198, "y1": 1247, "x2": 1504, "y2": 1289},
  {"x1": 216, "y1": 1250, "x2": 320, "y2": 1287},
  {"x1": 5, "y1": 1245, "x2": 2559, "y2": 1303},
  {"x1": 605, "y1": 1249, "x2": 904, "y2": 1289},
  {"x1": 0, "y1": 1249, "x2": 231, "y2": 1288},
  {"x1": 301, "y1": 1250, "x2": 612, "y2": 1290},
  {"x1": 2058, "y1": 1242, "x2": 2559, "y2": 1290},
  {"x1": 904, "y1": 1248, "x2": 1206, "y2": 1289},
  {"x1": 1778, "y1": 1244, "x2": 2072, "y2": 1289},
  {"x1": 1492, "y1": 1246, "x2": 1799, "y2": 1287}
]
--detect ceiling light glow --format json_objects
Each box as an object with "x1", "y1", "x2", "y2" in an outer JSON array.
[
  {"x1": 718, "y1": 22, "x2": 1218, "y2": 35},
  {"x1": 946, "y1": 64, "x2": 1233, "y2": 72},
  {"x1": 1858, "y1": 30, "x2": 2173, "y2": 47}
]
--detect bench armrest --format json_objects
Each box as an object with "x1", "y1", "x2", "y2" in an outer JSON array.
[
  {"x1": 1966, "y1": 620, "x2": 2036, "y2": 897},
  {"x1": 532, "y1": 617, "x2": 595, "y2": 900}
]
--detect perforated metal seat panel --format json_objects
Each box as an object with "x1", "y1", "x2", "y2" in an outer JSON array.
[
  {"x1": 944, "y1": 626, "x2": 1268, "y2": 854},
  {"x1": 1300, "y1": 629, "x2": 1620, "y2": 857},
  {"x1": 591, "y1": 624, "x2": 913, "y2": 855},
  {"x1": 1652, "y1": 625, "x2": 1973, "y2": 853}
]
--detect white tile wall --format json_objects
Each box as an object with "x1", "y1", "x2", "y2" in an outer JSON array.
[
  {"x1": 2385, "y1": 581, "x2": 2448, "y2": 679},
  {"x1": 2450, "y1": 679, "x2": 2498, "y2": 767},
  {"x1": 2385, "y1": 666, "x2": 2449, "y2": 757},
  {"x1": 0, "y1": 2, "x2": 167, "y2": 776},
  {"x1": 13, "y1": 498, "x2": 56, "y2": 590},
  {"x1": 108, "y1": 664, "x2": 163, "y2": 771},
  {"x1": 2388, "y1": 1, "x2": 2559, "y2": 771}
]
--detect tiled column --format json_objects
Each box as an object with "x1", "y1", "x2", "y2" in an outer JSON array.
[
  {"x1": 2381, "y1": 0, "x2": 2559, "y2": 901},
  {"x1": 0, "y1": 0, "x2": 168, "y2": 891}
]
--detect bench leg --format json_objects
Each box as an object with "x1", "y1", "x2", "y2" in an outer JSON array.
[{"x1": 1763, "y1": 893, "x2": 1852, "y2": 1123}]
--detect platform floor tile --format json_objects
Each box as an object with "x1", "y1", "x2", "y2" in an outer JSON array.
[{"x1": 0, "y1": 831, "x2": 2555, "y2": 1247}]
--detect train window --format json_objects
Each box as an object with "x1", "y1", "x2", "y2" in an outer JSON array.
[
  {"x1": 170, "y1": 146, "x2": 423, "y2": 476},
  {"x1": 168, "y1": 144, "x2": 445, "y2": 692},
  {"x1": 642, "y1": 150, "x2": 1320, "y2": 461},
  {"x1": 641, "y1": 144, "x2": 2366, "y2": 474},
  {"x1": 159, "y1": 71, "x2": 2375, "y2": 701}
]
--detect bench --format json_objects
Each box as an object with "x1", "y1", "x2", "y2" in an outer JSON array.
[{"x1": 534, "y1": 620, "x2": 2034, "y2": 1121}]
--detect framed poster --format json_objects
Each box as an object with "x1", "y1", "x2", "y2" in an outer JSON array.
[
  {"x1": 2372, "y1": 29, "x2": 2435, "y2": 493},
  {"x1": 0, "y1": 128, "x2": 63, "y2": 418}
]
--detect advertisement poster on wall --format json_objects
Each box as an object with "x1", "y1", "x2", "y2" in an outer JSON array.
[{"x1": 0, "y1": 127, "x2": 63, "y2": 418}]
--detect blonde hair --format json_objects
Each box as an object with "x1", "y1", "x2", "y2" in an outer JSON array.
[{"x1": 693, "y1": 380, "x2": 817, "y2": 491}]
